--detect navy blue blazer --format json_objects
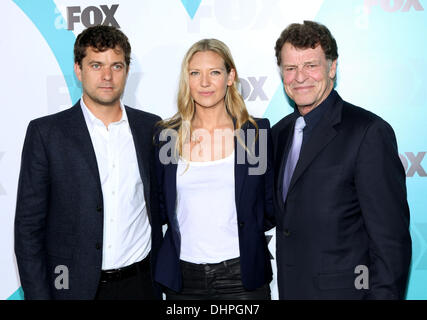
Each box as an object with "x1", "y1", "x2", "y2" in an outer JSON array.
[
  {"x1": 153, "y1": 118, "x2": 274, "y2": 292},
  {"x1": 14, "y1": 101, "x2": 163, "y2": 299},
  {"x1": 272, "y1": 91, "x2": 411, "y2": 299}
]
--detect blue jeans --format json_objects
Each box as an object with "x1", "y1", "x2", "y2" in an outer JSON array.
[{"x1": 165, "y1": 257, "x2": 271, "y2": 300}]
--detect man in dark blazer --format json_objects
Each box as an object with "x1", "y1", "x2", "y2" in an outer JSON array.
[
  {"x1": 14, "y1": 26, "x2": 162, "y2": 300},
  {"x1": 272, "y1": 21, "x2": 411, "y2": 299}
]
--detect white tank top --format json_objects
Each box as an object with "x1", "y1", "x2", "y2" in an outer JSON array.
[{"x1": 176, "y1": 151, "x2": 240, "y2": 264}]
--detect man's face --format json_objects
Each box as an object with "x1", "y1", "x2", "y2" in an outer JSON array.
[
  {"x1": 280, "y1": 42, "x2": 337, "y2": 115},
  {"x1": 74, "y1": 46, "x2": 128, "y2": 108}
]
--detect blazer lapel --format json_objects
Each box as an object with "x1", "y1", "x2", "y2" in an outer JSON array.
[
  {"x1": 287, "y1": 97, "x2": 343, "y2": 194},
  {"x1": 65, "y1": 101, "x2": 102, "y2": 194},
  {"x1": 126, "y1": 107, "x2": 152, "y2": 222},
  {"x1": 234, "y1": 128, "x2": 247, "y2": 211},
  {"x1": 165, "y1": 162, "x2": 178, "y2": 219},
  {"x1": 165, "y1": 161, "x2": 179, "y2": 255}
]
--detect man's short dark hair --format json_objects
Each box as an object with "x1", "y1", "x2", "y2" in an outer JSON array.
[
  {"x1": 74, "y1": 25, "x2": 131, "y2": 68},
  {"x1": 274, "y1": 20, "x2": 338, "y2": 66}
]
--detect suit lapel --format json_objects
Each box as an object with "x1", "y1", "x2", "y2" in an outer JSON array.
[
  {"x1": 234, "y1": 127, "x2": 247, "y2": 211},
  {"x1": 287, "y1": 96, "x2": 343, "y2": 194},
  {"x1": 126, "y1": 107, "x2": 153, "y2": 224},
  {"x1": 165, "y1": 162, "x2": 177, "y2": 217},
  {"x1": 164, "y1": 160, "x2": 179, "y2": 254},
  {"x1": 65, "y1": 101, "x2": 102, "y2": 195}
]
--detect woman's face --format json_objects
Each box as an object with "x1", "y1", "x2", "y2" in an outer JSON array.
[{"x1": 188, "y1": 50, "x2": 235, "y2": 110}]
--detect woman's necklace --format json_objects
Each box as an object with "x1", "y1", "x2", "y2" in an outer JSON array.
[{"x1": 191, "y1": 132, "x2": 204, "y2": 157}]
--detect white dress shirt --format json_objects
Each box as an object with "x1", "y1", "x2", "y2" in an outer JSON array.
[{"x1": 80, "y1": 99, "x2": 151, "y2": 270}]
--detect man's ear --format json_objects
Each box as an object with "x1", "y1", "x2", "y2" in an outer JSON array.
[
  {"x1": 74, "y1": 62, "x2": 82, "y2": 82},
  {"x1": 328, "y1": 59, "x2": 337, "y2": 80}
]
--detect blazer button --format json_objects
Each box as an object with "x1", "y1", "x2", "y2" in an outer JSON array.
[
  {"x1": 283, "y1": 229, "x2": 291, "y2": 237},
  {"x1": 96, "y1": 205, "x2": 103, "y2": 213},
  {"x1": 238, "y1": 222, "x2": 245, "y2": 228},
  {"x1": 95, "y1": 243, "x2": 101, "y2": 250}
]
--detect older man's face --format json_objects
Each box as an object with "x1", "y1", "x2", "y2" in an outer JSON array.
[{"x1": 280, "y1": 42, "x2": 337, "y2": 116}]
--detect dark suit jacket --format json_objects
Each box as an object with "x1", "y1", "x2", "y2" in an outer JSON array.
[
  {"x1": 153, "y1": 118, "x2": 274, "y2": 292},
  {"x1": 272, "y1": 91, "x2": 411, "y2": 299},
  {"x1": 14, "y1": 101, "x2": 162, "y2": 300}
]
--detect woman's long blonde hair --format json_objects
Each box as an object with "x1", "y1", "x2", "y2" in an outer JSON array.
[{"x1": 159, "y1": 38, "x2": 257, "y2": 157}]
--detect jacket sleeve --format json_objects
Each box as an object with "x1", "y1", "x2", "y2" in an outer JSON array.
[
  {"x1": 14, "y1": 120, "x2": 52, "y2": 299},
  {"x1": 354, "y1": 118, "x2": 412, "y2": 299},
  {"x1": 263, "y1": 119, "x2": 276, "y2": 231},
  {"x1": 152, "y1": 127, "x2": 168, "y2": 225}
]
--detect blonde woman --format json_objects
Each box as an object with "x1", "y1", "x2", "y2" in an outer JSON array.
[{"x1": 153, "y1": 39, "x2": 274, "y2": 299}]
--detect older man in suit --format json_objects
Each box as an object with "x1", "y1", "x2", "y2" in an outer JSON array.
[
  {"x1": 14, "y1": 25, "x2": 162, "y2": 300},
  {"x1": 272, "y1": 21, "x2": 411, "y2": 299}
]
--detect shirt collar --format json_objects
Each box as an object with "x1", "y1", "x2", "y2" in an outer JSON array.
[
  {"x1": 80, "y1": 98, "x2": 128, "y2": 133},
  {"x1": 295, "y1": 89, "x2": 338, "y2": 129}
]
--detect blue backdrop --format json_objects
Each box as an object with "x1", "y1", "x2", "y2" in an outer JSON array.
[{"x1": 1, "y1": 0, "x2": 425, "y2": 299}]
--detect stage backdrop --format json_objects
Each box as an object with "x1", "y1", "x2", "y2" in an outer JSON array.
[{"x1": 1, "y1": 0, "x2": 425, "y2": 300}]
